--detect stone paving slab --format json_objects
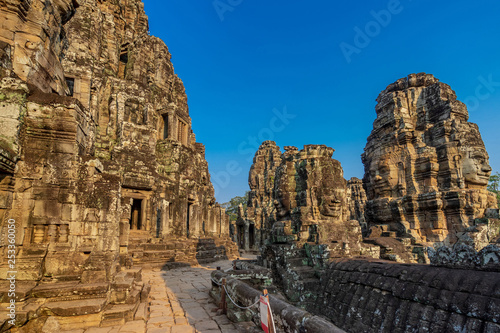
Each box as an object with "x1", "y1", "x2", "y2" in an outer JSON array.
[{"x1": 152, "y1": 260, "x2": 239, "y2": 333}]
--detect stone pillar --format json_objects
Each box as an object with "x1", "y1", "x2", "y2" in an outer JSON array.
[
  {"x1": 33, "y1": 225, "x2": 45, "y2": 244},
  {"x1": 119, "y1": 218, "x2": 130, "y2": 254},
  {"x1": 244, "y1": 222, "x2": 250, "y2": 251},
  {"x1": 192, "y1": 204, "x2": 200, "y2": 237},
  {"x1": 161, "y1": 200, "x2": 169, "y2": 238},
  {"x1": 59, "y1": 224, "x2": 69, "y2": 243},
  {"x1": 255, "y1": 228, "x2": 261, "y2": 251},
  {"x1": 131, "y1": 209, "x2": 139, "y2": 230}
]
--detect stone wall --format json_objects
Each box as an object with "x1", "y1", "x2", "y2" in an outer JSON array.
[{"x1": 311, "y1": 258, "x2": 500, "y2": 332}]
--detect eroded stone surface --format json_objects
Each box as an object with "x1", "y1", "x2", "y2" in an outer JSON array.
[
  {"x1": 313, "y1": 258, "x2": 500, "y2": 333},
  {"x1": 237, "y1": 142, "x2": 380, "y2": 309},
  {"x1": 347, "y1": 177, "x2": 367, "y2": 235}
]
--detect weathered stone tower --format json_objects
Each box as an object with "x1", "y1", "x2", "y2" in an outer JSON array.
[
  {"x1": 238, "y1": 141, "x2": 377, "y2": 257},
  {"x1": 362, "y1": 73, "x2": 498, "y2": 246}
]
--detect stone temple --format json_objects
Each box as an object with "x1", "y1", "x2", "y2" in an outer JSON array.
[
  {"x1": 0, "y1": 0, "x2": 236, "y2": 331},
  {"x1": 0, "y1": 1, "x2": 499, "y2": 332}
]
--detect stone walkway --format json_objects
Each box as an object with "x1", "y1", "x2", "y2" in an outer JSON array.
[
  {"x1": 143, "y1": 260, "x2": 239, "y2": 333},
  {"x1": 74, "y1": 257, "x2": 257, "y2": 333}
]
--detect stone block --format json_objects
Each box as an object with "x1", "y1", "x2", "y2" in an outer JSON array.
[{"x1": 40, "y1": 298, "x2": 107, "y2": 316}]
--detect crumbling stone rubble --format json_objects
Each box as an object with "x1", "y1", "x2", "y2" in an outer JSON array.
[{"x1": 428, "y1": 243, "x2": 500, "y2": 271}]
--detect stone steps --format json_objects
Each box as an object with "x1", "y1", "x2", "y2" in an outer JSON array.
[
  {"x1": 301, "y1": 278, "x2": 321, "y2": 290},
  {"x1": 294, "y1": 266, "x2": 317, "y2": 280},
  {"x1": 31, "y1": 282, "x2": 109, "y2": 299},
  {"x1": 128, "y1": 236, "x2": 237, "y2": 267},
  {"x1": 0, "y1": 280, "x2": 37, "y2": 302},
  {"x1": 286, "y1": 248, "x2": 307, "y2": 258},
  {"x1": 287, "y1": 257, "x2": 309, "y2": 266},
  {"x1": 39, "y1": 298, "x2": 108, "y2": 317},
  {"x1": 101, "y1": 303, "x2": 139, "y2": 327}
]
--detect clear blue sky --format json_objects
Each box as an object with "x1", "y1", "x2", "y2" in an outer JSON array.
[{"x1": 143, "y1": 0, "x2": 500, "y2": 203}]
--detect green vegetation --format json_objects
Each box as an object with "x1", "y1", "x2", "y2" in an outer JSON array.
[
  {"x1": 488, "y1": 172, "x2": 500, "y2": 206},
  {"x1": 222, "y1": 191, "x2": 249, "y2": 222}
]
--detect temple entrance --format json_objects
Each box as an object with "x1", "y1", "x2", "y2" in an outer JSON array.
[
  {"x1": 118, "y1": 44, "x2": 129, "y2": 79},
  {"x1": 130, "y1": 198, "x2": 142, "y2": 230},
  {"x1": 121, "y1": 188, "x2": 152, "y2": 233},
  {"x1": 65, "y1": 77, "x2": 75, "y2": 96}
]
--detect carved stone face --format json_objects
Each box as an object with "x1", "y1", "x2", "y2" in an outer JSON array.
[
  {"x1": 370, "y1": 157, "x2": 398, "y2": 197},
  {"x1": 274, "y1": 170, "x2": 291, "y2": 218},
  {"x1": 462, "y1": 148, "x2": 492, "y2": 186},
  {"x1": 275, "y1": 189, "x2": 290, "y2": 218},
  {"x1": 319, "y1": 189, "x2": 344, "y2": 219}
]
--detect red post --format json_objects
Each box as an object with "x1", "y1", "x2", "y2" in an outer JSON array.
[{"x1": 263, "y1": 289, "x2": 275, "y2": 333}]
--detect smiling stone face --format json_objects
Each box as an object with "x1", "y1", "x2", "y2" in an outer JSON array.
[
  {"x1": 366, "y1": 155, "x2": 399, "y2": 198},
  {"x1": 462, "y1": 148, "x2": 492, "y2": 187},
  {"x1": 274, "y1": 162, "x2": 294, "y2": 219},
  {"x1": 319, "y1": 189, "x2": 345, "y2": 219}
]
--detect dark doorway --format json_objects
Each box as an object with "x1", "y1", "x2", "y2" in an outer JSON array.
[
  {"x1": 249, "y1": 224, "x2": 255, "y2": 248},
  {"x1": 118, "y1": 45, "x2": 129, "y2": 79},
  {"x1": 187, "y1": 202, "x2": 192, "y2": 237},
  {"x1": 156, "y1": 208, "x2": 161, "y2": 238},
  {"x1": 162, "y1": 114, "x2": 168, "y2": 139},
  {"x1": 130, "y1": 198, "x2": 142, "y2": 230},
  {"x1": 65, "y1": 77, "x2": 74, "y2": 96}
]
